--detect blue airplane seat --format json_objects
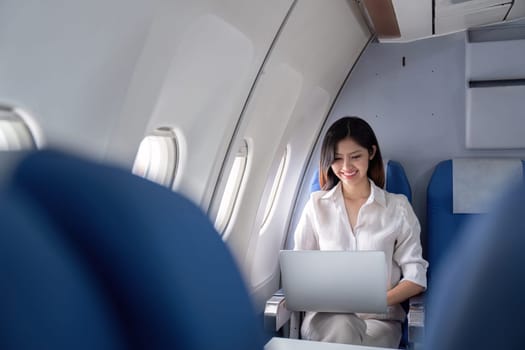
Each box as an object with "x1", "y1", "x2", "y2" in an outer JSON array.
[
  {"x1": 425, "y1": 178, "x2": 525, "y2": 349},
  {"x1": 310, "y1": 160, "x2": 412, "y2": 202},
  {"x1": 0, "y1": 149, "x2": 264, "y2": 350},
  {"x1": 0, "y1": 189, "x2": 126, "y2": 349},
  {"x1": 385, "y1": 160, "x2": 412, "y2": 202},
  {"x1": 309, "y1": 169, "x2": 321, "y2": 192},
  {"x1": 426, "y1": 159, "x2": 525, "y2": 283}
]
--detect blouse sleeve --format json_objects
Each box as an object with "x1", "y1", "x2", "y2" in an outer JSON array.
[
  {"x1": 293, "y1": 197, "x2": 319, "y2": 250},
  {"x1": 393, "y1": 196, "x2": 428, "y2": 289}
]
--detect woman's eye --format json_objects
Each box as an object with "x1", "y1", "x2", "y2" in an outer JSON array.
[{"x1": 351, "y1": 155, "x2": 361, "y2": 160}]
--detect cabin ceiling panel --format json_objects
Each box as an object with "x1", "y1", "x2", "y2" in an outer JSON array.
[
  {"x1": 379, "y1": 0, "x2": 433, "y2": 42},
  {"x1": 508, "y1": 0, "x2": 525, "y2": 19},
  {"x1": 436, "y1": 3, "x2": 511, "y2": 35},
  {"x1": 436, "y1": 0, "x2": 513, "y2": 36},
  {"x1": 436, "y1": 0, "x2": 511, "y2": 16},
  {"x1": 393, "y1": 0, "x2": 432, "y2": 40},
  {"x1": 374, "y1": 0, "x2": 523, "y2": 42}
]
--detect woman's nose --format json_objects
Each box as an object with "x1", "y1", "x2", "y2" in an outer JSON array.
[{"x1": 342, "y1": 157, "x2": 352, "y2": 169}]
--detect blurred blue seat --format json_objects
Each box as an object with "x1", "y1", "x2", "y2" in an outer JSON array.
[
  {"x1": 425, "y1": 174, "x2": 525, "y2": 349},
  {"x1": 426, "y1": 159, "x2": 525, "y2": 283},
  {"x1": 0, "y1": 149, "x2": 264, "y2": 350}
]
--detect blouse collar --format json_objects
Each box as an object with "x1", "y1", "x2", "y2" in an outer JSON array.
[{"x1": 320, "y1": 179, "x2": 386, "y2": 208}]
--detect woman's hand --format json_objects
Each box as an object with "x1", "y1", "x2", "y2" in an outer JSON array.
[{"x1": 387, "y1": 280, "x2": 425, "y2": 306}]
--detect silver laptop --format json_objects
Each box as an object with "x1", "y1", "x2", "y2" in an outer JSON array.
[{"x1": 279, "y1": 250, "x2": 387, "y2": 313}]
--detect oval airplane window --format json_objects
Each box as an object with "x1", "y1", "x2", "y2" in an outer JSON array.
[
  {"x1": 214, "y1": 140, "x2": 248, "y2": 235},
  {"x1": 260, "y1": 148, "x2": 288, "y2": 230},
  {"x1": 132, "y1": 127, "x2": 178, "y2": 188},
  {"x1": 0, "y1": 105, "x2": 39, "y2": 151}
]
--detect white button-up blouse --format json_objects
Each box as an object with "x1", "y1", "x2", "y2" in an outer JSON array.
[{"x1": 294, "y1": 180, "x2": 428, "y2": 319}]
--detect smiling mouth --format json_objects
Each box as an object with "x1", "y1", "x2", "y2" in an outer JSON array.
[{"x1": 341, "y1": 169, "x2": 357, "y2": 178}]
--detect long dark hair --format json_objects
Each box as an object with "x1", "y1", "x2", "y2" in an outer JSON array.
[{"x1": 319, "y1": 116, "x2": 384, "y2": 190}]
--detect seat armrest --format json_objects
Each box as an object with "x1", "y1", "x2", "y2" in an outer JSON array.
[
  {"x1": 264, "y1": 289, "x2": 291, "y2": 332},
  {"x1": 407, "y1": 293, "x2": 425, "y2": 347}
]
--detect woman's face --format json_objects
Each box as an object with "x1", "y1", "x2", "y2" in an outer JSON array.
[{"x1": 331, "y1": 137, "x2": 375, "y2": 188}]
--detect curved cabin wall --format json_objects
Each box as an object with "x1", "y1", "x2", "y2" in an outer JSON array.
[
  {"x1": 107, "y1": 0, "x2": 295, "y2": 209},
  {"x1": 217, "y1": 0, "x2": 371, "y2": 309}
]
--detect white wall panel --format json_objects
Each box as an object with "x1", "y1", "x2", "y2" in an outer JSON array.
[
  {"x1": 467, "y1": 85, "x2": 525, "y2": 148},
  {"x1": 147, "y1": 14, "x2": 254, "y2": 200},
  {"x1": 467, "y1": 39, "x2": 525, "y2": 80}
]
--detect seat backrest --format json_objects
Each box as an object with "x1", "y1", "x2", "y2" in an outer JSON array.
[
  {"x1": 426, "y1": 158, "x2": 525, "y2": 282},
  {"x1": 309, "y1": 160, "x2": 412, "y2": 201},
  {"x1": 425, "y1": 179, "x2": 525, "y2": 349},
  {"x1": 0, "y1": 150, "x2": 264, "y2": 350}
]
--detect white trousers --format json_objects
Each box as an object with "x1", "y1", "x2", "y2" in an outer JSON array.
[{"x1": 301, "y1": 312, "x2": 402, "y2": 348}]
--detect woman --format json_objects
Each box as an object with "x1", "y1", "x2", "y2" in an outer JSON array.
[{"x1": 294, "y1": 116, "x2": 428, "y2": 348}]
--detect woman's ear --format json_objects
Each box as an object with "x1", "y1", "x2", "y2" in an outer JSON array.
[{"x1": 369, "y1": 145, "x2": 377, "y2": 160}]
